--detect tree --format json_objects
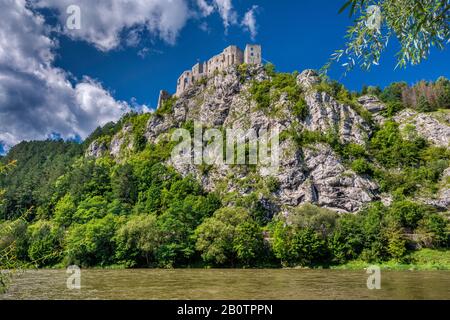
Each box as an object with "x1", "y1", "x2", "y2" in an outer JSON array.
[
  {"x1": 72, "y1": 196, "x2": 108, "y2": 223},
  {"x1": 233, "y1": 221, "x2": 265, "y2": 266},
  {"x1": 115, "y1": 214, "x2": 159, "y2": 266},
  {"x1": 0, "y1": 218, "x2": 29, "y2": 263},
  {"x1": 53, "y1": 194, "x2": 76, "y2": 227},
  {"x1": 27, "y1": 220, "x2": 63, "y2": 267},
  {"x1": 324, "y1": 0, "x2": 450, "y2": 73},
  {"x1": 272, "y1": 221, "x2": 327, "y2": 267},
  {"x1": 417, "y1": 213, "x2": 449, "y2": 248},
  {"x1": 65, "y1": 214, "x2": 121, "y2": 267},
  {"x1": 111, "y1": 164, "x2": 138, "y2": 205},
  {"x1": 328, "y1": 214, "x2": 364, "y2": 264},
  {"x1": 194, "y1": 207, "x2": 263, "y2": 266},
  {"x1": 388, "y1": 200, "x2": 428, "y2": 230}
]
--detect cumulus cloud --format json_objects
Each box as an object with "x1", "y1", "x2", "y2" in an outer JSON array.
[
  {"x1": 196, "y1": 0, "x2": 238, "y2": 31},
  {"x1": 33, "y1": 0, "x2": 191, "y2": 51},
  {"x1": 0, "y1": 0, "x2": 261, "y2": 152},
  {"x1": 241, "y1": 5, "x2": 259, "y2": 40},
  {"x1": 0, "y1": 0, "x2": 131, "y2": 150}
]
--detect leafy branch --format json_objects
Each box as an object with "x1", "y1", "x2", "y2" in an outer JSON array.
[{"x1": 322, "y1": 0, "x2": 450, "y2": 75}]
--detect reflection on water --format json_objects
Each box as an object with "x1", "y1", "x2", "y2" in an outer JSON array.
[{"x1": 1, "y1": 269, "x2": 449, "y2": 300}]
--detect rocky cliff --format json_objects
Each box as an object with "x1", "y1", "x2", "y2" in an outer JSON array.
[{"x1": 86, "y1": 65, "x2": 450, "y2": 214}]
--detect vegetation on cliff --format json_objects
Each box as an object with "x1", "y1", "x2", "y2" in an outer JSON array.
[{"x1": 0, "y1": 67, "x2": 449, "y2": 272}]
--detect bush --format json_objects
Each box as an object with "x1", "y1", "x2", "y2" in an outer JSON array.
[
  {"x1": 156, "y1": 96, "x2": 177, "y2": 116},
  {"x1": 54, "y1": 194, "x2": 76, "y2": 227},
  {"x1": 272, "y1": 222, "x2": 326, "y2": 267},
  {"x1": 370, "y1": 121, "x2": 427, "y2": 168},
  {"x1": 27, "y1": 220, "x2": 63, "y2": 267},
  {"x1": 65, "y1": 214, "x2": 121, "y2": 267},
  {"x1": 351, "y1": 158, "x2": 372, "y2": 175},
  {"x1": 292, "y1": 97, "x2": 309, "y2": 121},
  {"x1": 417, "y1": 214, "x2": 449, "y2": 248},
  {"x1": 195, "y1": 207, "x2": 263, "y2": 266},
  {"x1": 388, "y1": 200, "x2": 428, "y2": 230},
  {"x1": 0, "y1": 219, "x2": 29, "y2": 263},
  {"x1": 115, "y1": 214, "x2": 159, "y2": 267}
]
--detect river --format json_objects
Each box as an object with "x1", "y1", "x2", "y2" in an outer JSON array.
[{"x1": 1, "y1": 269, "x2": 449, "y2": 300}]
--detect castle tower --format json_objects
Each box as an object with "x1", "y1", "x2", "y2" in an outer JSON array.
[
  {"x1": 157, "y1": 90, "x2": 171, "y2": 109},
  {"x1": 244, "y1": 44, "x2": 262, "y2": 65},
  {"x1": 176, "y1": 70, "x2": 193, "y2": 97}
]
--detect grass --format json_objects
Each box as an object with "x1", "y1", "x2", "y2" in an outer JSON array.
[{"x1": 331, "y1": 249, "x2": 450, "y2": 271}]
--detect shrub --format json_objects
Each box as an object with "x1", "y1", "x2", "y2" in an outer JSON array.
[
  {"x1": 65, "y1": 214, "x2": 120, "y2": 267},
  {"x1": 417, "y1": 214, "x2": 449, "y2": 248},
  {"x1": 54, "y1": 194, "x2": 76, "y2": 227},
  {"x1": 195, "y1": 207, "x2": 263, "y2": 266},
  {"x1": 351, "y1": 158, "x2": 372, "y2": 175},
  {"x1": 27, "y1": 220, "x2": 63, "y2": 267},
  {"x1": 292, "y1": 97, "x2": 309, "y2": 120},
  {"x1": 388, "y1": 200, "x2": 428, "y2": 230},
  {"x1": 156, "y1": 96, "x2": 177, "y2": 116},
  {"x1": 272, "y1": 222, "x2": 327, "y2": 267},
  {"x1": 115, "y1": 214, "x2": 159, "y2": 267}
]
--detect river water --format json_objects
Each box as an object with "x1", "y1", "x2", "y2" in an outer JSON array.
[{"x1": 1, "y1": 269, "x2": 449, "y2": 300}]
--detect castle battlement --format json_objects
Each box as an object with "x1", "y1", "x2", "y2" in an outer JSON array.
[{"x1": 175, "y1": 44, "x2": 262, "y2": 97}]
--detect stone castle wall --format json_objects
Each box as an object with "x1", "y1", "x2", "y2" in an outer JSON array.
[{"x1": 175, "y1": 44, "x2": 262, "y2": 97}]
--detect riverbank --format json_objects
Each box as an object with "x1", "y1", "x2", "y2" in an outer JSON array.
[
  {"x1": 331, "y1": 249, "x2": 450, "y2": 271},
  {"x1": 7, "y1": 248, "x2": 447, "y2": 271}
]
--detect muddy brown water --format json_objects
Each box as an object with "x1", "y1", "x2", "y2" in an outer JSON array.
[{"x1": 1, "y1": 269, "x2": 449, "y2": 300}]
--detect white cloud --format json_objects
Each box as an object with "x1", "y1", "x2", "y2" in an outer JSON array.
[
  {"x1": 196, "y1": 0, "x2": 238, "y2": 31},
  {"x1": 33, "y1": 0, "x2": 191, "y2": 51},
  {"x1": 0, "y1": 0, "x2": 132, "y2": 149},
  {"x1": 0, "y1": 0, "x2": 261, "y2": 151},
  {"x1": 242, "y1": 5, "x2": 259, "y2": 40},
  {"x1": 197, "y1": 0, "x2": 215, "y2": 17}
]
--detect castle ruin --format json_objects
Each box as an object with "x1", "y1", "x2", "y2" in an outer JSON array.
[{"x1": 175, "y1": 44, "x2": 262, "y2": 97}]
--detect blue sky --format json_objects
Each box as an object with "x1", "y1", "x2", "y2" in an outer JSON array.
[
  {"x1": 54, "y1": 0, "x2": 450, "y2": 107},
  {"x1": 0, "y1": 0, "x2": 449, "y2": 154}
]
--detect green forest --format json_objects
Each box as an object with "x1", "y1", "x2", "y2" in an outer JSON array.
[{"x1": 1, "y1": 72, "x2": 449, "y2": 270}]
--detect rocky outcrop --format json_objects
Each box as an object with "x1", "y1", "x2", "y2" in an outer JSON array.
[
  {"x1": 304, "y1": 91, "x2": 371, "y2": 145},
  {"x1": 358, "y1": 95, "x2": 386, "y2": 114},
  {"x1": 422, "y1": 167, "x2": 450, "y2": 210},
  {"x1": 148, "y1": 66, "x2": 378, "y2": 213},
  {"x1": 297, "y1": 69, "x2": 321, "y2": 90},
  {"x1": 110, "y1": 123, "x2": 133, "y2": 158},
  {"x1": 278, "y1": 142, "x2": 378, "y2": 212},
  {"x1": 86, "y1": 123, "x2": 134, "y2": 159},
  {"x1": 394, "y1": 109, "x2": 450, "y2": 147},
  {"x1": 85, "y1": 140, "x2": 107, "y2": 158}
]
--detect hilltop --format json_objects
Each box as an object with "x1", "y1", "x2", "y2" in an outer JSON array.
[{"x1": 1, "y1": 63, "x2": 449, "y2": 269}]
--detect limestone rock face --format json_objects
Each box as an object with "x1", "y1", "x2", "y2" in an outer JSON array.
[
  {"x1": 83, "y1": 65, "x2": 449, "y2": 214},
  {"x1": 141, "y1": 65, "x2": 379, "y2": 213},
  {"x1": 304, "y1": 91, "x2": 371, "y2": 145},
  {"x1": 358, "y1": 95, "x2": 386, "y2": 114},
  {"x1": 110, "y1": 124, "x2": 134, "y2": 158},
  {"x1": 422, "y1": 167, "x2": 450, "y2": 210},
  {"x1": 85, "y1": 140, "x2": 107, "y2": 158},
  {"x1": 394, "y1": 109, "x2": 450, "y2": 147},
  {"x1": 297, "y1": 69, "x2": 321, "y2": 90}
]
